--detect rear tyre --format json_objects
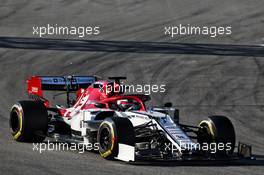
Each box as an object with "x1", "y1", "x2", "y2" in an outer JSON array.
[
  {"x1": 197, "y1": 115, "x2": 236, "y2": 156},
  {"x1": 97, "y1": 117, "x2": 135, "y2": 160},
  {"x1": 10, "y1": 101, "x2": 48, "y2": 142}
]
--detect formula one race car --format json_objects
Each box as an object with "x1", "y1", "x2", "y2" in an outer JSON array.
[{"x1": 9, "y1": 75, "x2": 252, "y2": 162}]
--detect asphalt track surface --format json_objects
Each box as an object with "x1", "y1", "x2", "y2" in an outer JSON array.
[{"x1": 0, "y1": 0, "x2": 264, "y2": 175}]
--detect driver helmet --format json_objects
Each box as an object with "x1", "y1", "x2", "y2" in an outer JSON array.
[{"x1": 116, "y1": 99, "x2": 134, "y2": 111}]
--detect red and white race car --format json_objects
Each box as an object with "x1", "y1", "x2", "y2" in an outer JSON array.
[{"x1": 9, "y1": 76, "x2": 252, "y2": 162}]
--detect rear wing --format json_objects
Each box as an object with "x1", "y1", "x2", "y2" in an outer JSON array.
[{"x1": 27, "y1": 75, "x2": 97, "y2": 98}]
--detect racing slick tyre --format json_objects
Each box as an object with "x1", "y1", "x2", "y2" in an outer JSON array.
[
  {"x1": 97, "y1": 117, "x2": 135, "y2": 160},
  {"x1": 9, "y1": 101, "x2": 48, "y2": 142},
  {"x1": 197, "y1": 115, "x2": 236, "y2": 156}
]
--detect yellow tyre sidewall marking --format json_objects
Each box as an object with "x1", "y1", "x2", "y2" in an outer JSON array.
[
  {"x1": 12, "y1": 104, "x2": 23, "y2": 140},
  {"x1": 99, "y1": 121, "x2": 115, "y2": 158},
  {"x1": 199, "y1": 120, "x2": 216, "y2": 140}
]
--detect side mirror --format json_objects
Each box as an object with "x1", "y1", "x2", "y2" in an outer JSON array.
[
  {"x1": 173, "y1": 109, "x2": 179, "y2": 124},
  {"x1": 164, "y1": 102, "x2": 172, "y2": 108},
  {"x1": 94, "y1": 102, "x2": 106, "y2": 108}
]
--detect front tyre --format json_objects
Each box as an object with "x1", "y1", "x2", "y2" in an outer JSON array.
[
  {"x1": 97, "y1": 117, "x2": 135, "y2": 160},
  {"x1": 10, "y1": 101, "x2": 48, "y2": 142},
  {"x1": 197, "y1": 115, "x2": 236, "y2": 156}
]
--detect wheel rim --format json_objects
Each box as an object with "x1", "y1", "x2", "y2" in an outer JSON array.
[
  {"x1": 100, "y1": 127, "x2": 111, "y2": 150},
  {"x1": 10, "y1": 110, "x2": 20, "y2": 133},
  {"x1": 198, "y1": 122, "x2": 214, "y2": 144}
]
